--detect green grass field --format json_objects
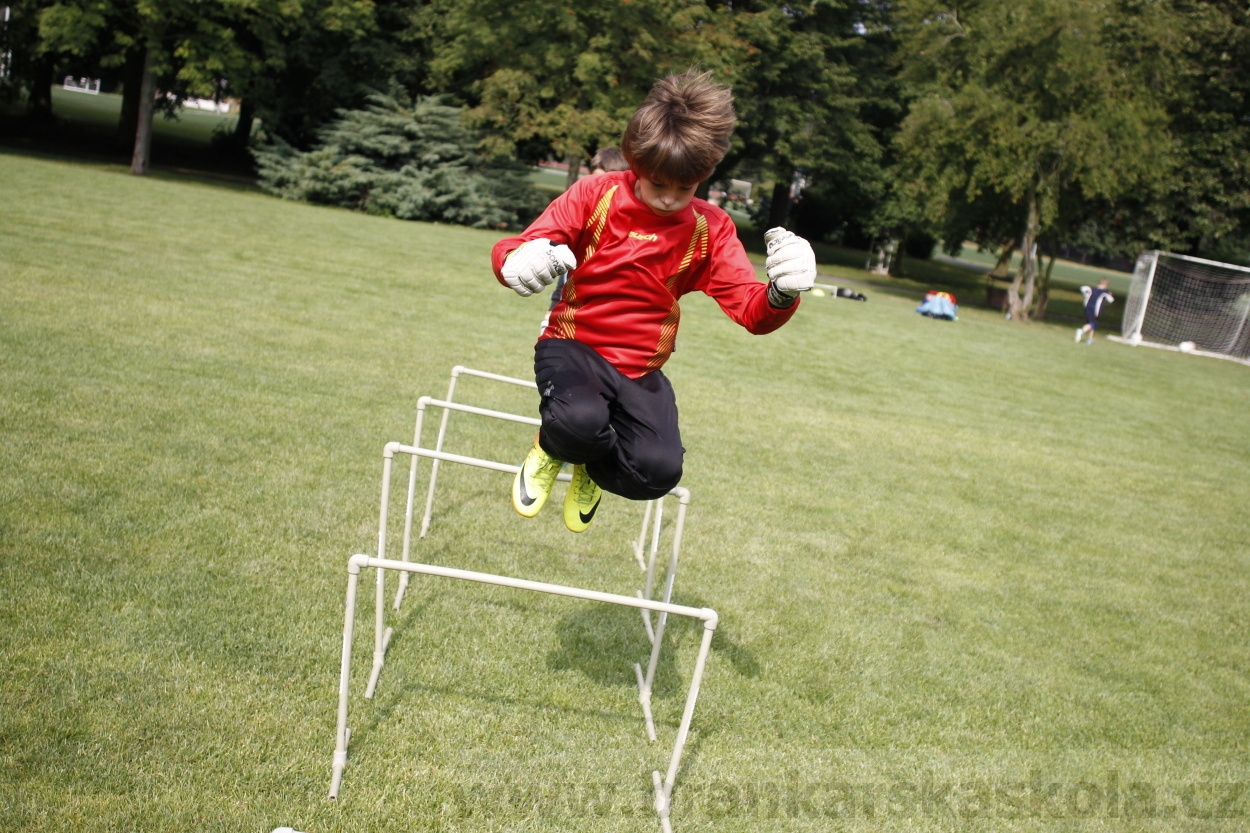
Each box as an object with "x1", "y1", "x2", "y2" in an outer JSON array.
[
  {"x1": 786, "y1": 240, "x2": 1129, "y2": 331},
  {"x1": 2, "y1": 151, "x2": 1248, "y2": 832},
  {"x1": 46, "y1": 87, "x2": 247, "y2": 147},
  {"x1": 529, "y1": 166, "x2": 572, "y2": 197},
  {"x1": 943, "y1": 244, "x2": 1132, "y2": 295}
]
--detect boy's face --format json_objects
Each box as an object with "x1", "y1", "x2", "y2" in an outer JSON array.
[{"x1": 635, "y1": 176, "x2": 698, "y2": 217}]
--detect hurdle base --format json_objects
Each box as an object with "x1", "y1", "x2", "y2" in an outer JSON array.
[
  {"x1": 653, "y1": 770, "x2": 673, "y2": 832},
  {"x1": 329, "y1": 728, "x2": 351, "y2": 799}
]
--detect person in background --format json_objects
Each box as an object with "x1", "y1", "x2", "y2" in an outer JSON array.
[
  {"x1": 589, "y1": 146, "x2": 628, "y2": 176},
  {"x1": 1076, "y1": 278, "x2": 1115, "y2": 344}
]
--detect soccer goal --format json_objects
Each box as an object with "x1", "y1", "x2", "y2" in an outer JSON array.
[{"x1": 1115, "y1": 250, "x2": 1250, "y2": 363}]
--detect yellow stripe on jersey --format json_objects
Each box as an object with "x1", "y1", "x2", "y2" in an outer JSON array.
[
  {"x1": 646, "y1": 300, "x2": 682, "y2": 372},
  {"x1": 553, "y1": 185, "x2": 617, "y2": 339},
  {"x1": 552, "y1": 270, "x2": 579, "y2": 340},
  {"x1": 551, "y1": 303, "x2": 577, "y2": 340},
  {"x1": 666, "y1": 210, "x2": 709, "y2": 292},
  {"x1": 583, "y1": 185, "x2": 618, "y2": 262}
]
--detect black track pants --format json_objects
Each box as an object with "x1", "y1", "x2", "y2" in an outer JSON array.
[{"x1": 534, "y1": 339, "x2": 683, "y2": 501}]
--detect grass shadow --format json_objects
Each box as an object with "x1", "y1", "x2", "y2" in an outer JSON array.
[{"x1": 546, "y1": 596, "x2": 761, "y2": 702}]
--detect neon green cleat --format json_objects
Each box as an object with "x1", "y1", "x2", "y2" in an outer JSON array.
[
  {"x1": 512, "y1": 440, "x2": 563, "y2": 518},
  {"x1": 563, "y1": 464, "x2": 603, "y2": 533}
]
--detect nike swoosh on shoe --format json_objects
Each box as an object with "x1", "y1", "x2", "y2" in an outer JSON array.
[
  {"x1": 517, "y1": 468, "x2": 537, "y2": 506},
  {"x1": 579, "y1": 496, "x2": 602, "y2": 524}
]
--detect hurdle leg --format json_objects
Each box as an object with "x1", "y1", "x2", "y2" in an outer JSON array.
[
  {"x1": 632, "y1": 500, "x2": 654, "y2": 570},
  {"x1": 395, "y1": 451, "x2": 419, "y2": 609},
  {"x1": 639, "y1": 499, "x2": 665, "y2": 640},
  {"x1": 418, "y1": 372, "x2": 461, "y2": 540},
  {"x1": 636, "y1": 494, "x2": 690, "y2": 733},
  {"x1": 638, "y1": 592, "x2": 657, "y2": 646},
  {"x1": 635, "y1": 606, "x2": 668, "y2": 742},
  {"x1": 653, "y1": 618, "x2": 717, "y2": 827},
  {"x1": 653, "y1": 772, "x2": 675, "y2": 833},
  {"x1": 329, "y1": 561, "x2": 363, "y2": 799},
  {"x1": 644, "y1": 499, "x2": 665, "y2": 599},
  {"x1": 395, "y1": 401, "x2": 430, "y2": 609},
  {"x1": 659, "y1": 500, "x2": 687, "y2": 608},
  {"x1": 366, "y1": 452, "x2": 395, "y2": 698}
]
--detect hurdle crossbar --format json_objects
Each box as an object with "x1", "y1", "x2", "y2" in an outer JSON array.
[{"x1": 331, "y1": 553, "x2": 718, "y2": 833}]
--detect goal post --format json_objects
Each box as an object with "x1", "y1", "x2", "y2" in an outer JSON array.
[{"x1": 1118, "y1": 250, "x2": 1250, "y2": 361}]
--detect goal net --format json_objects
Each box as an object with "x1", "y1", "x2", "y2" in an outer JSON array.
[{"x1": 1120, "y1": 251, "x2": 1250, "y2": 361}]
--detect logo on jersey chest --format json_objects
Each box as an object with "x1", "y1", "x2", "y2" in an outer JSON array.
[{"x1": 629, "y1": 231, "x2": 659, "y2": 242}]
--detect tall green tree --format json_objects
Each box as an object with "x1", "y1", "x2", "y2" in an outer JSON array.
[
  {"x1": 1, "y1": 0, "x2": 59, "y2": 117},
  {"x1": 237, "y1": 0, "x2": 425, "y2": 149},
  {"x1": 892, "y1": 0, "x2": 1170, "y2": 320},
  {"x1": 724, "y1": 0, "x2": 898, "y2": 230},
  {"x1": 172, "y1": 0, "x2": 320, "y2": 152},
  {"x1": 39, "y1": 0, "x2": 249, "y2": 172},
  {"x1": 37, "y1": 0, "x2": 333, "y2": 170},
  {"x1": 426, "y1": 0, "x2": 739, "y2": 186},
  {"x1": 1008, "y1": 1, "x2": 1250, "y2": 268},
  {"x1": 1104, "y1": 0, "x2": 1250, "y2": 262}
]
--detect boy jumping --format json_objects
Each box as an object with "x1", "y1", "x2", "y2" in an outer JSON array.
[{"x1": 491, "y1": 70, "x2": 817, "y2": 533}]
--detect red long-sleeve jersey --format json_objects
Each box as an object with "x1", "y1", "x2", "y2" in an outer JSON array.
[{"x1": 492, "y1": 170, "x2": 799, "y2": 379}]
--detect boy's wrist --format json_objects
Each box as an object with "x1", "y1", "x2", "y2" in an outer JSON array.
[{"x1": 767, "y1": 280, "x2": 798, "y2": 308}]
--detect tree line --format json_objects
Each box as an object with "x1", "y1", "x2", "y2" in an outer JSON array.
[{"x1": 3, "y1": 0, "x2": 1246, "y2": 319}]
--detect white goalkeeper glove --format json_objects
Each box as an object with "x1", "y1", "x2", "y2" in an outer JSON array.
[
  {"x1": 502, "y1": 238, "x2": 577, "y2": 297},
  {"x1": 764, "y1": 227, "x2": 817, "y2": 299}
]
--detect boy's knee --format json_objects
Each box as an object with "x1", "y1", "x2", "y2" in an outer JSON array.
[
  {"x1": 631, "y1": 446, "x2": 683, "y2": 497},
  {"x1": 584, "y1": 444, "x2": 682, "y2": 501},
  {"x1": 550, "y1": 393, "x2": 606, "y2": 432},
  {"x1": 540, "y1": 399, "x2": 612, "y2": 462}
]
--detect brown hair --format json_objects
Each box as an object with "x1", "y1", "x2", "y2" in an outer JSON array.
[
  {"x1": 621, "y1": 70, "x2": 735, "y2": 185},
  {"x1": 589, "y1": 146, "x2": 628, "y2": 173}
]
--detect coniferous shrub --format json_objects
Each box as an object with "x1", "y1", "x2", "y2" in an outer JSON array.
[{"x1": 252, "y1": 88, "x2": 548, "y2": 229}]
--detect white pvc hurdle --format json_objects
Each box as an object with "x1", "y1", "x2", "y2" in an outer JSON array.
[
  {"x1": 365, "y1": 441, "x2": 677, "y2": 742},
  {"x1": 395, "y1": 366, "x2": 689, "y2": 633},
  {"x1": 330, "y1": 553, "x2": 718, "y2": 833}
]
